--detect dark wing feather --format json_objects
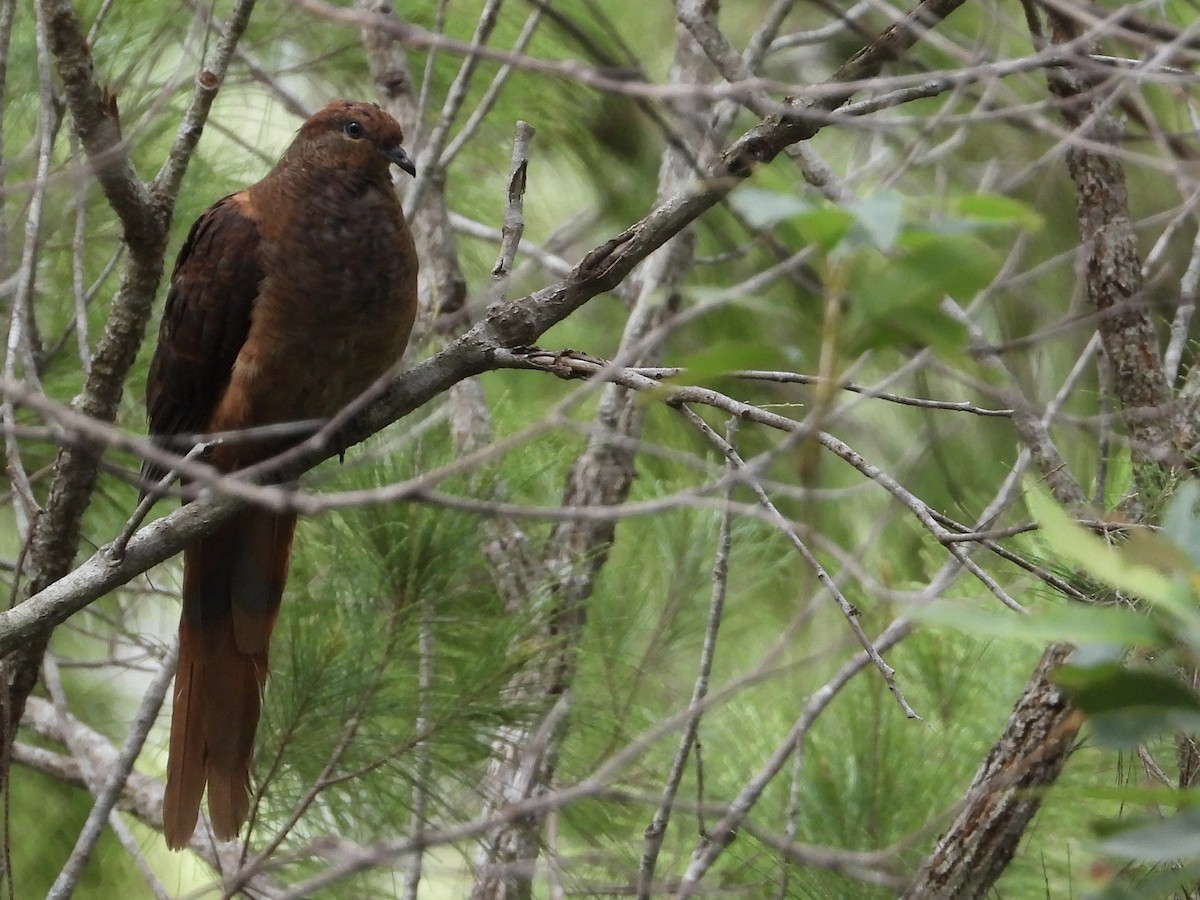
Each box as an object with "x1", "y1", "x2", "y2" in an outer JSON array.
[{"x1": 144, "y1": 194, "x2": 263, "y2": 487}]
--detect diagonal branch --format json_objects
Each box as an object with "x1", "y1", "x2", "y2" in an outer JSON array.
[
  {"x1": 17, "y1": 697, "x2": 283, "y2": 895},
  {"x1": 0, "y1": 0, "x2": 971, "y2": 754},
  {"x1": 38, "y1": 0, "x2": 153, "y2": 241}
]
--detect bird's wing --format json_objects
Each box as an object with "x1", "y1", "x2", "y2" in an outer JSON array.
[{"x1": 144, "y1": 192, "x2": 263, "y2": 485}]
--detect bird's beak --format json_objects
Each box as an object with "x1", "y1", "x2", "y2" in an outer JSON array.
[{"x1": 387, "y1": 146, "x2": 417, "y2": 177}]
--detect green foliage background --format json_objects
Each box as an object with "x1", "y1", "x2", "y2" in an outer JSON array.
[{"x1": 7, "y1": 0, "x2": 1200, "y2": 896}]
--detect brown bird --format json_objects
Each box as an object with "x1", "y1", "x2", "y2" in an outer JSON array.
[{"x1": 145, "y1": 100, "x2": 419, "y2": 849}]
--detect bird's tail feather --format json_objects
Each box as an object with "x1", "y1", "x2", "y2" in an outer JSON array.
[{"x1": 163, "y1": 508, "x2": 296, "y2": 849}]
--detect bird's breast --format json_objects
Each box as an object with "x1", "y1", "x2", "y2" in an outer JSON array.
[{"x1": 208, "y1": 180, "x2": 417, "y2": 443}]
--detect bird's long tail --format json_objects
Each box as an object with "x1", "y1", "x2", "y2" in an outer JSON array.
[{"x1": 163, "y1": 508, "x2": 297, "y2": 849}]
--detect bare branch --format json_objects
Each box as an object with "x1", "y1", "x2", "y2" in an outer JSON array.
[
  {"x1": 44, "y1": 650, "x2": 175, "y2": 900},
  {"x1": 37, "y1": 0, "x2": 153, "y2": 236},
  {"x1": 18, "y1": 698, "x2": 284, "y2": 895},
  {"x1": 1044, "y1": 9, "x2": 1183, "y2": 466},
  {"x1": 901, "y1": 645, "x2": 1080, "y2": 898},
  {"x1": 636, "y1": 419, "x2": 736, "y2": 898},
  {"x1": 677, "y1": 404, "x2": 920, "y2": 718},
  {"x1": 151, "y1": 0, "x2": 257, "y2": 199},
  {"x1": 674, "y1": 618, "x2": 916, "y2": 895},
  {"x1": 490, "y1": 121, "x2": 533, "y2": 280}
]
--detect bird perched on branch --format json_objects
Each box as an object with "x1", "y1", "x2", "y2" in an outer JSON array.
[{"x1": 145, "y1": 100, "x2": 419, "y2": 850}]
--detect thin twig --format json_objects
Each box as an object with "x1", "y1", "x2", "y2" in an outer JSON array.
[
  {"x1": 108, "y1": 441, "x2": 210, "y2": 562},
  {"x1": 440, "y1": 6, "x2": 544, "y2": 168},
  {"x1": 401, "y1": 596, "x2": 435, "y2": 900},
  {"x1": 3, "y1": 0, "x2": 58, "y2": 532},
  {"x1": 69, "y1": 130, "x2": 91, "y2": 374},
  {"x1": 677, "y1": 404, "x2": 921, "y2": 719},
  {"x1": 404, "y1": 0, "x2": 505, "y2": 216},
  {"x1": 19, "y1": 698, "x2": 284, "y2": 895},
  {"x1": 636, "y1": 418, "x2": 737, "y2": 899},
  {"x1": 673, "y1": 617, "x2": 916, "y2": 897},
  {"x1": 413, "y1": 0, "x2": 448, "y2": 144},
  {"x1": 1166, "y1": 229, "x2": 1200, "y2": 384},
  {"x1": 152, "y1": 0, "x2": 258, "y2": 199},
  {"x1": 490, "y1": 121, "x2": 533, "y2": 280},
  {"x1": 42, "y1": 654, "x2": 171, "y2": 900},
  {"x1": 768, "y1": 2, "x2": 872, "y2": 52},
  {"x1": 451, "y1": 212, "x2": 572, "y2": 276},
  {"x1": 46, "y1": 642, "x2": 177, "y2": 900}
]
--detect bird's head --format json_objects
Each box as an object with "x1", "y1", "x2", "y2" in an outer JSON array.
[{"x1": 291, "y1": 99, "x2": 417, "y2": 178}]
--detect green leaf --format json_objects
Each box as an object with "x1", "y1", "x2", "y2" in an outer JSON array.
[
  {"x1": 1025, "y1": 486, "x2": 1176, "y2": 602},
  {"x1": 1163, "y1": 482, "x2": 1200, "y2": 569},
  {"x1": 728, "y1": 187, "x2": 855, "y2": 251},
  {"x1": 1068, "y1": 643, "x2": 1127, "y2": 668},
  {"x1": 1024, "y1": 485, "x2": 1200, "y2": 651},
  {"x1": 1053, "y1": 783, "x2": 1200, "y2": 808},
  {"x1": 1087, "y1": 863, "x2": 1200, "y2": 900},
  {"x1": 729, "y1": 186, "x2": 810, "y2": 229},
  {"x1": 950, "y1": 193, "x2": 1044, "y2": 232},
  {"x1": 1054, "y1": 663, "x2": 1200, "y2": 714},
  {"x1": 794, "y1": 205, "x2": 855, "y2": 252},
  {"x1": 1090, "y1": 708, "x2": 1200, "y2": 747},
  {"x1": 916, "y1": 601, "x2": 1167, "y2": 648},
  {"x1": 892, "y1": 231, "x2": 1002, "y2": 300},
  {"x1": 1054, "y1": 662, "x2": 1200, "y2": 747},
  {"x1": 1097, "y1": 808, "x2": 1200, "y2": 862},
  {"x1": 843, "y1": 246, "x2": 971, "y2": 353},
  {"x1": 845, "y1": 192, "x2": 904, "y2": 252},
  {"x1": 673, "y1": 340, "x2": 790, "y2": 384}
]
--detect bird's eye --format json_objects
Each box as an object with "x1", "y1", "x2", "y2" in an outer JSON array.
[{"x1": 344, "y1": 121, "x2": 364, "y2": 139}]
